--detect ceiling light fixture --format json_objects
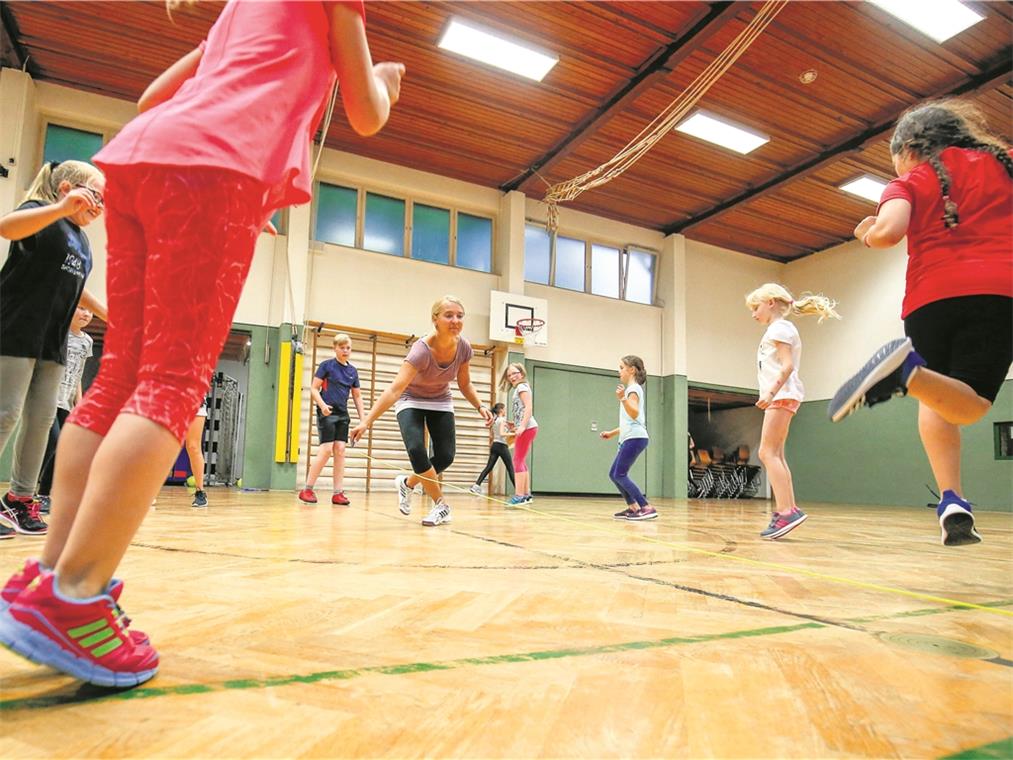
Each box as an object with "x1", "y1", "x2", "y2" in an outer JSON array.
[
  {"x1": 868, "y1": 0, "x2": 984, "y2": 43},
  {"x1": 839, "y1": 175, "x2": 890, "y2": 203},
  {"x1": 674, "y1": 111, "x2": 770, "y2": 155},
  {"x1": 438, "y1": 19, "x2": 558, "y2": 82}
]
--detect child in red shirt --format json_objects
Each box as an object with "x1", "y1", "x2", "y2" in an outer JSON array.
[
  {"x1": 830, "y1": 99, "x2": 1012, "y2": 547},
  {"x1": 0, "y1": 0, "x2": 404, "y2": 687}
]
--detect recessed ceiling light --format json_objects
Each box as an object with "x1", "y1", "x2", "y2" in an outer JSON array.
[
  {"x1": 869, "y1": 0, "x2": 984, "y2": 43},
  {"x1": 839, "y1": 175, "x2": 890, "y2": 203},
  {"x1": 674, "y1": 111, "x2": 770, "y2": 155},
  {"x1": 799, "y1": 69, "x2": 818, "y2": 84},
  {"x1": 438, "y1": 19, "x2": 558, "y2": 82}
]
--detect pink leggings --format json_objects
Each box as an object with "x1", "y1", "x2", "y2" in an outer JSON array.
[
  {"x1": 512, "y1": 426, "x2": 538, "y2": 473},
  {"x1": 69, "y1": 166, "x2": 270, "y2": 442}
]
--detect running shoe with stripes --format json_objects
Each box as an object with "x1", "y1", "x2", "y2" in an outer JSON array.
[
  {"x1": 760, "y1": 508, "x2": 807, "y2": 539},
  {"x1": 0, "y1": 492, "x2": 47, "y2": 535},
  {"x1": 395, "y1": 474, "x2": 413, "y2": 515},
  {"x1": 828, "y1": 338, "x2": 926, "y2": 422},
  {"x1": 627, "y1": 506, "x2": 658, "y2": 521},
  {"x1": 0, "y1": 571, "x2": 159, "y2": 687},
  {"x1": 0, "y1": 559, "x2": 149, "y2": 645},
  {"x1": 422, "y1": 500, "x2": 451, "y2": 526}
]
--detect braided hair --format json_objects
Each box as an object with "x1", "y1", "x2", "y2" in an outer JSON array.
[{"x1": 890, "y1": 99, "x2": 1013, "y2": 230}]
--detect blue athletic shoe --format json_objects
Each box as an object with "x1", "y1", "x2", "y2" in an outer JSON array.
[
  {"x1": 937, "y1": 491, "x2": 981, "y2": 546},
  {"x1": 828, "y1": 338, "x2": 926, "y2": 422},
  {"x1": 506, "y1": 495, "x2": 528, "y2": 507}
]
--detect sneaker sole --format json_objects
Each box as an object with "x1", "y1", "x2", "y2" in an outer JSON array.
[
  {"x1": 763, "y1": 513, "x2": 807, "y2": 539},
  {"x1": 0, "y1": 510, "x2": 47, "y2": 535},
  {"x1": 939, "y1": 504, "x2": 982, "y2": 547},
  {"x1": 421, "y1": 516, "x2": 451, "y2": 526},
  {"x1": 627, "y1": 511, "x2": 658, "y2": 521},
  {"x1": 828, "y1": 338, "x2": 911, "y2": 423},
  {"x1": 0, "y1": 610, "x2": 158, "y2": 687}
]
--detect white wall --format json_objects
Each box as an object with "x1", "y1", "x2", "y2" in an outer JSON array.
[{"x1": 685, "y1": 241, "x2": 784, "y2": 390}]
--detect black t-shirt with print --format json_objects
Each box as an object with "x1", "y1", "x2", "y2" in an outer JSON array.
[{"x1": 0, "y1": 201, "x2": 93, "y2": 364}]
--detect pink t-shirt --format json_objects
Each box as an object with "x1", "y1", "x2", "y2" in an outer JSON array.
[
  {"x1": 95, "y1": 0, "x2": 365, "y2": 212},
  {"x1": 395, "y1": 337, "x2": 474, "y2": 413}
]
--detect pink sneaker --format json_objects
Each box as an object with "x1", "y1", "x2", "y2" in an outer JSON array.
[
  {"x1": 298, "y1": 488, "x2": 317, "y2": 504},
  {"x1": 0, "y1": 559, "x2": 150, "y2": 646},
  {"x1": 0, "y1": 571, "x2": 159, "y2": 687}
]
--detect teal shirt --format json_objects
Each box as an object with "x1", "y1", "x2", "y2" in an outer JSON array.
[{"x1": 619, "y1": 382, "x2": 648, "y2": 444}]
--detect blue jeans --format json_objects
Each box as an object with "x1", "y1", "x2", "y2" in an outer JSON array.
[{"x1": 609, "y1": 438, "x2": 649, "y2": 508}]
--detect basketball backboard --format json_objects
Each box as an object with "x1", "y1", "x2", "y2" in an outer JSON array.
[{"x1": 488, "y1": 290, "x2": 548, "y2": 347}]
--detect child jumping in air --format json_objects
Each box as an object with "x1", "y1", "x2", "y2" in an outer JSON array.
[
  {"x1": 746, "y1": 284, "x2": 839, "y2": 539},
  {"x1": 600, "y1": 355, "x2": 656, "y2": 521},
  {"x1": 0, "y1": 0, "x2": 404, "y2": 686},
  {"x1": 830, "y1": 99, "x2": 1011, "y2": 547},
  {"x1": 300, "y1": 334, "x2": 364, "y2": 506}
]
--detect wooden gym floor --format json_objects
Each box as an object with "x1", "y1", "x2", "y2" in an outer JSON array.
[{"x1": 1, "y1": 488, "x2": 1010, "y2": 758}]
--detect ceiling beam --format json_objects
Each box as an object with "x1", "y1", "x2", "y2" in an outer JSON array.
[
  {"x1": 500, "y1": 1, "x2": 741, "y2": 194},
  {"x1": 663, "y1": 58, "x2": 1012, "y2": 235},
  {"x1": 0, "y1": 3, "x2": 30, "y2": 72}
]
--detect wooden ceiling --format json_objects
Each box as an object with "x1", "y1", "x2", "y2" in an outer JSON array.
[{"x1": 3, "y1": 1, "x2": 1010, "y2": 261}]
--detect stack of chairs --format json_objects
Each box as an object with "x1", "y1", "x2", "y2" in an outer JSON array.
[{"x1": 688, "y1": 445, "x2": 762, "y2": 500}]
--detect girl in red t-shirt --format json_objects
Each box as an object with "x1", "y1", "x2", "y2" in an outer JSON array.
[
  {"x1": 829, "y1": 99, "x2": 1012, "y2": 548},
  {"x1": 0, "y1": 0, "x2": 404, "y2": 687}
]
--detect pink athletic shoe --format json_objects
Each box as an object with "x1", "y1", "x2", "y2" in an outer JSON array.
[
  {"x1": 0, "y1": 571, "x2": 159, "y2": 687},
  {"x1": 1, "y1": 559, "x2": 150, "y2": 646}
]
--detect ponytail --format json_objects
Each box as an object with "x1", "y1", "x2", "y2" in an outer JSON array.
[
  {"x1": 622, "y1": 355, "x2": 647, "y2": 385},
  {"x1": 790, "y1": 293, "x2": 841, "y2": 323},
  {"x1": 21, "y1": 159, "x2": 102, "y2": 206},
  {"x1": 746, "y1": 283, "x2": 841, "y2": 324}
]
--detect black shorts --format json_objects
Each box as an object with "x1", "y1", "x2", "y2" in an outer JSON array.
[
  {"x1": 904, "y1": 295, "x2": 1012, "y2": 403},
  {"x1": 317, "y1": 408, "x2": 350, "y2": 444}
]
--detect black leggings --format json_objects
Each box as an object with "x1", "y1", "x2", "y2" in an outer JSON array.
[
  {"x1": 37, "y1": 407, "x2": 70, "y2": 496},
  {"x1": 396, "y1": 408, "x2": 456, "y2": 475},
  {"x1": 475, "y1": 442, "x2": 515, "y2": 487}
]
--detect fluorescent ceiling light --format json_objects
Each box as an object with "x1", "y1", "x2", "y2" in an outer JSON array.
[
  {"x1": 869, "y1": 0, "x2": 984, "y2": 43},
  {"x1": 438, "y1": 19, "x2": 558, "y2": 82},
  {"x1": 840, "y1": 175, "x2": 890, "y2": 203},
  {"x1": 674, "y1": 111, "x2": 770, "y2": 155}
]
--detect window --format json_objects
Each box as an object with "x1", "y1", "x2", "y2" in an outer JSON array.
[
  {"x1": 555, "y1": 235, "x2": 585, "y2": 292},
  {"x1": 524, "y1": 224, "x2": 551, "y2": 284},
  {"x1": 995, "y1": 422, "x2": 1013, "y2": 460},
  {"x1": 43, "y1": 124, "x2": 103, "y2": 164},
  {"x1": 524, "y1": 222, "x2": 656, "y2": 304},
  {"x1": 624, "y1": 248, "x2": 655, "y2": 304},
  {"x1": 364, "y1": 192, "x2": 405, "y2": 256},
  {"x1": 269, "y1": 209, "x2": 288, "y2": 236},
  {"x1": 315, "y1": 183, "x2": 357, "y2": 247},
  {"x1": 456, "y1": 212, "x2": 492, "y2": 272},
  {"x1": 591, "y1": 244, "x2": 620, "y2": 298},
  {"x1": 412, "y1": 203, "x2": 450, "y2": 264}
]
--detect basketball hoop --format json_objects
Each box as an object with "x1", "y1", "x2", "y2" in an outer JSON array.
[{"x1": 513, "y1": 317, "x2": 546, "y2": 346}]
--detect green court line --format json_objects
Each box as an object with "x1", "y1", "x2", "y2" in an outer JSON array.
[
  {"x1": 941, "y1": 736, "x2": 1013, "y2": 759},
  {"x1": 1, "y1": 621, "x2": 823, "y2": 711},
  {"x1": 3, "y1": 599, "x2": 1011, "y2": 713}
]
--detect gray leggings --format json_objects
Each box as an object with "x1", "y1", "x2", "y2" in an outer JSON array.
[{"x1": 0, "y1": 356, "x2": 64, "y2": 496}]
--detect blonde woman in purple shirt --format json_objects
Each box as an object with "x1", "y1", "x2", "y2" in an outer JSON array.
[{"x1": 351, "y1": 296, "x2": 492, "y2": 526}]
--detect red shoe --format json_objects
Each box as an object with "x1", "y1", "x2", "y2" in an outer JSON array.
[
  {"x1": 0, "y1": 571, "x2": 159, "y2": 687},
  {"x1": 331, "y1": 491, "x2": 350, "y2": 506},
  {"x1": 1, "y1": 561, "x2": 151, "y2": 647},
  {"x1": 298, "y1": 488, "x2": 317, "y2": 504}
]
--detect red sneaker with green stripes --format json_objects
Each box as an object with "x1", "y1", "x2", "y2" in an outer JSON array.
[
  {"x1": 0, "y1": 571, "x2": 158, "y2": 687},
  {"x1": 1, "y1": 559, "x2": 150, "y2": 646}
]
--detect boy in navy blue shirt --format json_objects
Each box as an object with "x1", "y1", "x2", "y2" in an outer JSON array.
[{"x1": 299, "y1": 334, "x2": 364, "y2": 505}]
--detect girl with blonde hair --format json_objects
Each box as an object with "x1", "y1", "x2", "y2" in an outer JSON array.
[
  {"x1": 745, "y1": 283, "x2": 839, "y2": 539},
  {"x1": 0, "y1": 160, "x2": 107, "y2": 541},
  {"x1": 500, "y1": 362, "x2": 538, "y2": 505}
]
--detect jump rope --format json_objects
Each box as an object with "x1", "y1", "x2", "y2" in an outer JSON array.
[{"x1": 299, "y1": 83, "x2": 1010, "y2": 620}]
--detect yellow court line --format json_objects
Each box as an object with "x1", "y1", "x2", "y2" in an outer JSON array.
[{"x1": 352, "y1": 449, "x2": 1013, "y2": 618}]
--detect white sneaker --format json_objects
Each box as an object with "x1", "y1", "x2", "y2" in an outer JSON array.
[
  {"x1": 422, "y1": 501, "x2": 451, "y2": 526},
  {"x1": 469, "y1": 484, "x2": 482, "y2": 495},
  {"x1": 395, "y1": 474, "x2": 413, "y2": 515}
]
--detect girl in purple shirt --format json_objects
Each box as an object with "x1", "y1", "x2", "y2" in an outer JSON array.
[{"x1": 351, "y1": 296, "x2": 491, "y2": 526}]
